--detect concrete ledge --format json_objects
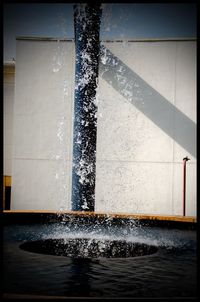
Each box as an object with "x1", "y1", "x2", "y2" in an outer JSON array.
[
  {"x1": 3, "y1": 211, "x2": 197, "y2": 230},
  {"x1": 3, "y1": 293, "x2": 93, "y2": 299},
  {"x1": 3, "y1": 210, "x2": 196, "y2": 223},
  {"x1": 3, "y1": 293, "x2": 197, "y2": 300},
  {"x1": 16, "y1": 36, "x2": 197, "y2": 42}
]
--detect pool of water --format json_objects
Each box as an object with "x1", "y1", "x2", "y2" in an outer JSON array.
[{"x1": 3, "y1": 219, "x2": 197, "y2": 298}]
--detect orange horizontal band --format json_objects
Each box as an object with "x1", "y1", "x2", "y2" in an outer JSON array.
[{"x1": 3, "y1": 210, "x2": 196, "y2": 223}]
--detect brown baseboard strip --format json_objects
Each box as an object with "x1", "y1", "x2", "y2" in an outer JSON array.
[{"x1": 3, "y1": 210, "x2": 196, "y2": 230}]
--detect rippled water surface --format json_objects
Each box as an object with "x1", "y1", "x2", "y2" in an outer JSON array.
[{"x1": 3, "y1": 221, "x2": 197, "y2": 298}]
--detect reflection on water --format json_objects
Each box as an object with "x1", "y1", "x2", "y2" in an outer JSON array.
[{"x1": 66, "y1": 258, "x2": 93, "y2": 296}]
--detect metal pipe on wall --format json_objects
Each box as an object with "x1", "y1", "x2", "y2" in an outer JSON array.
[
  {"x1": 71, "y1": 4, "x2": 102, "y2": 211},
  {"x1": 183, "y1": 156, "x2": 190, "y2": 216}
]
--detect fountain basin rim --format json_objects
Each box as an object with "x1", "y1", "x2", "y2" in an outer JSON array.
[{"x1": 3, "y1": 210, "x2": 196, "y2": 223}]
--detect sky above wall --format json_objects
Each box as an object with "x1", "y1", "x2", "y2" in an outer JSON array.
[{"x1": 3, "y1": 3, "x2": 197, "y2": 62}]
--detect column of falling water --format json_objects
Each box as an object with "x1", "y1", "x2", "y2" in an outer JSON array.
[{"x1": 71, "y1": 4, "x2": 102, "y2": 211}]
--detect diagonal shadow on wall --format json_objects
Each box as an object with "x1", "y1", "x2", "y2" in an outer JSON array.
[{"x1": 99, "y1": 45, "x2": 196, "y2": 158}]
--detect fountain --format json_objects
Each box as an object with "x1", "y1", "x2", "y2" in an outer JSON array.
[
  {"x1": 3, "y1": 212, "x2": 197, "y2": 298},
  {"x1": 3, "y1": 4, "x2": 197, "y2": 299}
]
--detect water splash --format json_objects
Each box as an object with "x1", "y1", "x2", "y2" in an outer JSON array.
[{"x1": 38, "y1": 217, "x2": 196, "y2": 252}]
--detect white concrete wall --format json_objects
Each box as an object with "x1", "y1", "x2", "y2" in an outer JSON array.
[
  {"x1": 11, "y1": 40, "x2": 75, "y2": 210},
  {"x1": 4, "y1": 64, "x2": 15, "y2": 176},
  {"x1": 11, "y1": 39, "x2": 196, "y2": 216},
  {"x1": 95, "y1": 41, "x2": 196, "y2": 216}
]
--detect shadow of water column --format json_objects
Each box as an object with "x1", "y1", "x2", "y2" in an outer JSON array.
[
  {"x1": 71, "y1": 4, "x2": 102, "y2": 211},
  {"x1": 99, "y1": 45, "x2": 196, "y2": 158}
]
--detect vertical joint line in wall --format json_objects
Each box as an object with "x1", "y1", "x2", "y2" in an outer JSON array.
[
  {"x1": 172, "y1": 42, "x2": 178, "y2": 215},
  {"x1": 68, "y1": 42, "x2": 75, "y2": 208},
  {"x1": 12, "y1": 59, "x2": 17, "y2": 171},
  {"x1": 10, "y1": 61, "x2": 16, "y2": 211}
]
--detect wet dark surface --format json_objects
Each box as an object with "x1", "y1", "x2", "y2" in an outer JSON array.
[{"x1": 3, "y1": 222, "x2": 197, "y2": 298}]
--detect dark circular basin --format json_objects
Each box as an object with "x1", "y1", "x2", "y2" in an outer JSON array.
[{"x1": 20, "y1": 238, "x2": 158, "y2": 258}]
